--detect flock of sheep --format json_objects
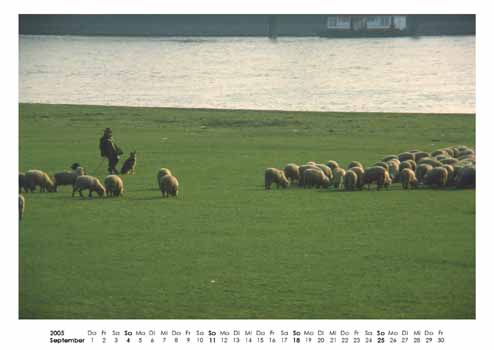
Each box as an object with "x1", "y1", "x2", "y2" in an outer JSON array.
[
  {"x1": 18, "y1": 160, "x2": 180, "y2": 220},
  {"x1": 264, "y1": 145, "x2": 476, "y2": 192},
  {"x1": 18, "y1": 144, "x2": 475, "y2": 221}
]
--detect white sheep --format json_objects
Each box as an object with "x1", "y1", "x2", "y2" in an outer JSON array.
[{"x1": 72, "y1": 175, "x2": 106, "y2": 198}]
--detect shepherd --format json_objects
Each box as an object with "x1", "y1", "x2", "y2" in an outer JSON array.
[{"x1": 99, "y1": 128, "x2": 123, "y2": 174}]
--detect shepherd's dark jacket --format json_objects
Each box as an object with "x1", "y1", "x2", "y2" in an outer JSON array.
[{"x1": 99, "y1": 135, "x2": 119, "y2": 159}]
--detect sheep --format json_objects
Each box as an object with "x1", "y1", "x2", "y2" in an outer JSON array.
[
  {"x1": 384, "y1": 170, "x2": 392, "y2": 189},
  {"x1": 53, "y1": 166, "x2": 85, "y2": 191},
  {"x1": 157, "y1": 168, "x2": 173, "y2": 188},
  {"x1": 435, "y1": 155, "x2": 449, "y2": 161},
  {"x1": 24, "y1": 170, "x2": 55, "y2": 193},
  {"x1": 442, "y1": 148, "x2": 455, "y2": 157},
  {"x1": 344, "y1": 170, "x2": 358, "y2": 191},
  {"x1": 349, "y1": 166, "x2": 365, "y2": 190},
  {"x1": 104, "y1": 175, "x2": 124, "y2": 197},
  {"x1": 398, "y1": 152, "x2": 415, "y2": 162},
  {"x1": 159, "y1": 174, "x2": 179, "y2": 197},
  {"x1": 19, "y1": 194, "x2": 25, "y2": 221},
  {"x1": 458, "y1": 153, "x2": 475, "y2": 161},
  {"x1": 400, "y1": 168, "x2": 418, "y2": 189},
  {"x1": 283, "y1": 163, "x2": 300, "y2": 184},
  {"x1": 386, "y1": 160, "x2": 400, "y2": 182},
  {"x1": 457, "y1": 145, "x2": 472, "y2": 152},
  {"x1": 374, "y1": 161, "x2": 389, "y2": 171},
  {"x1": 458, "y1": 149, "x2": 475, "y2": 158},
  {"x1": 316, "y1": 163, "x2": 333, "y2": 183},
  {"x1": 19, "y1": 173, "x2": 28, "y2": 193},
  {"x1": 326, "y1": 160, "x2": 339, "y2": 170},
  {"x1": 398, "y1": 160, "x2": 414, "y2": 180},
  {"x1": 415, "y1": 163, "x2": 433, "y2": 184},
  {"x1": 302, "y1": 168, "x2": 331, "y2": 189},
  {"x1": 423, "y1": 167, "x2": 448, "y2": 188},
  {"x1": 382, "y1": 155, "x2": 398, "y2": 162},
  {"x1": 451, "y1": 147, "x2": 461, "y2": 158},
  {"x1": 403, "y1": 159, "x2": 416, "y2": 171},
  {"x1": 264, "y1": 168, "x2": 289, "y2": 190},
  {"x1": 347, "y1": 161, "x2": 363, "y2": 170},
  {"x1": 298, "y1": 164, "x2": 322, "y2": 187},
  {"x1": 456, "y1": 166, "x2": 475, "y2": 189},
  {"x1": 414, "y1": 151, "x2": 431, "y2": 163},
  {"x1": 362, "y1": 166, "x2": 389, "y2": 191},
  {"x1": 333, "y1": 167, "x2": 346, "y2": 189},
  {"x1": 440, "y1": 164, "x2": 455, "y2": 186},
  {"x1": 306, "y1": 161, "x2": 317, "y2": 166},
  {"x1": 417, "y1": 157, "x2": 443, "y2": 168},
  {"x1": 121, "y1": 151, "x2": 137, "y2": 175},
  {"x1": 431, "y1": 149, "x2": 448, "y2": 157},
  {"x1": 72, "y1": 175, "x2": 106, "y2": 198},
  {"x1": 440, "y1": 158, "x2": 459, "y2": 166}
]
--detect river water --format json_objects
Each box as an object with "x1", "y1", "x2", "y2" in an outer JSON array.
[{"x1": 19, "y1": 35, "x2": 475, "y2": 113}]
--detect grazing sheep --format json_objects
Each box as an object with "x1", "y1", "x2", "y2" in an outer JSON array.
[
  {"x1": 417, "y1": 158, "x2": 443, "y2": 168},
  {"x1": 450, "y1": 147, "x2": 460, "y2": 158},
  {"x1": 440, "y1": 158, "x2": 459, "y2": 166},
  {"x1": 24, "y1": 170, "x2": 55, "y2": 193},
  {"x1": 157, "y1": 168, "x2": 173, "y2": 188},
  {"x1": 362, "y1": 166, "x2": 389, "y2": 191},
  {"x1": 303, "y1": 168, "x2": 331, "y2": 189},
  {"x1": 284, "y1": 163, "x2": 300, "y2": 184},
  {"x1": 456, "y1": 166, "x2": 475, "y2": 189},
  {"x1": 264, "y1": 168, "x2": 289, "y2": 190},
  {"x1": 442, "y1": 148, "x2": 455, "y2": 157},
  {"x1": 431, "y1": 149, "x2": 448, "y2": 157},
  {"x1": 306, "y1": 161, "x2": 317, "y2": 166},
  {"x1": 440, "y1": 164, "x2": 455, "y2": 186},
  {"x1": 347, "y1": 161, "x2": 363, "y2": 170},
  {"x1": 384, "y1": 171, "x2": 392, "y2": 189},
  {"x1": 398, "y1": 160, "x2": 414, "y2": 179},
  {"x1": 104, "y1": 175, "x2": 124, "y2": 197},
  {"x1": 403, "y1": 159, "x2": 416, "y2": 171},
  {"x1": 333, "y1": 167, "x2": 346, "y2": 189},
  {"x1": 414, "y1": 151, "x2": 431, "y2": 163},
  {"x1": 457, "y1": 145, "x2": 471, "y2": 152},
  {"x1": 316, "y1": 163, "x2": 333, "y2": 183},
  {"x1": 19, "y1": 194, "x2": 25, "y2": 221},
  {"x1": 159, "y1": 174, "x2": 179, "y2": 197},
  {"x1": 72, "y1": 175, "x2": 106, "y2": 198},
  {"x1": 423, "y1": 167, "x2": 448, "y2": 188},
  {"x1": 386, "y1": 160, "x2": 400, "y2": 182},
  {"x1": 415, "y1": 163, "x2": 433, "y2": 184},
  {"x1": 398, "y1": 152, "x2": 415, "y2": 162},
  {"x1": 400, "y1": 168, "x2": 418, "y2": 189},
  {"x1": 19, "y1": 173, "x2": 28, "y2": 193},
  {"x1": 458, "y1": 153, "x2": 475, "y2": 161},
  {"x1": 298, "y1": 164, "x2": 322, "y2": 187},
  {"x1": 374, "y1": 161, "x2": 389, "y2": 171},
  {"x1": 435, "y1": 155, "x2": 449, "y2": 161},
  {"x1": 350, "y1": 166, "x2": 365, "y2": 190},
  {"x1": 120, "y1": 151, "x2": 137, "y2": 175},
  {"x1": 344, "y1": 170, "x2": 358, "y2": 191},
  {"x1": 53, "y1": 166, "x2": 85, "y2": 191},
  {"x1": 382, "y1": 155, "x2": 398, "y2": 162},
  {"x1": 326, "y1": 160, "x2": 339, "y2": 170},
  {"x1": 458, "y1": 149, "x2": 474, "y2": 158}
]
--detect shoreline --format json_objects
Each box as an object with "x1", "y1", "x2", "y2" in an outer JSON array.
[{"x1": 18, "y1": 103, "x2": 476, "y2": 118}]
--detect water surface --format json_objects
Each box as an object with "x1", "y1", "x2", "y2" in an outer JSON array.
[{"x1": 19, "y1": 35, "x2": 475, "y2": 113}]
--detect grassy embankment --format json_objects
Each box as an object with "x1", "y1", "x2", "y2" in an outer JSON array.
[{"x1": 19, "y1": 103, "x2": 475, "y2": 319}]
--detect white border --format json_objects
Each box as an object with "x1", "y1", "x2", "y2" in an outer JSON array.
[{"x1": 5, "y1": 1, "x2": 492, "y2": 349}]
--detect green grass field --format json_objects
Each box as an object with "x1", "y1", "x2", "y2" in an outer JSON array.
[{"x1": 19, "y1": 103, "x2": 475, "y2": 319}]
